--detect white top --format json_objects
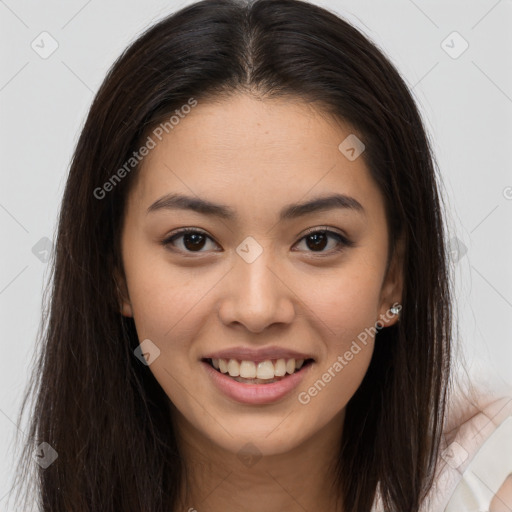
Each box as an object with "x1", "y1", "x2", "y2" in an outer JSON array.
[{"x1": 371, "y1": 386, "x2": 512, "y2": 511}]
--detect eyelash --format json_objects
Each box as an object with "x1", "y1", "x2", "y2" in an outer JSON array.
[{"x1": 161, "y1": 226, "x2": 354, "y2": 256}]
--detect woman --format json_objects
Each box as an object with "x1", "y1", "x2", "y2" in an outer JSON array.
[{"x1": 11, "y1": 0, "x2": 512, "y2": 511}]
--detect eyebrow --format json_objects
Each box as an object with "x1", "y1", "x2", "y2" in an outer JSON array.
[{"x1": 146, "y1": 192, "x2": 365, "y2": 220}]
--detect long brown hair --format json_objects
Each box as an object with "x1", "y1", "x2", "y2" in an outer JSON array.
[{"x1": 11, "y1": 1, "x2": 452, "y2": 510}]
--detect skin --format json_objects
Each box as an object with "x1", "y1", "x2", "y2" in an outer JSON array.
[
  {"x1": 490, "y1": 475, "x2": 512, "y2": 511},
  {"x1": 117, "y1": 93, "x2": 404, "y2": 511}
]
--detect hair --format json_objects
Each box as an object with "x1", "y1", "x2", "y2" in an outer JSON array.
[{"x1": 11, "y1": 0, "x2": 453, "y2": 511}]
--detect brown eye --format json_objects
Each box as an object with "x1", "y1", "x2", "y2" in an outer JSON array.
[
  {"x1": 294, "y1": 229, "x2": 353, "y2": 255},
  {"x1": 162, "y1": 229, "x2": 219, "y2": 253},
  {"x1": 305, "y1": 231, "x2": 329, "y2": 251},
  {"x1": 181, "y1": 232, "x2": 207, "y2": 251}
]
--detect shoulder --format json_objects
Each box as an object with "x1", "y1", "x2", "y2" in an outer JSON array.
[{"x1": 425, "y1": 379, "x2": 512, "y2": 512}]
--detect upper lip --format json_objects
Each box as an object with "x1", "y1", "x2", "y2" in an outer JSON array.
[{"x1": 202, "y1": 346, "x2": 315, "y2": 363}]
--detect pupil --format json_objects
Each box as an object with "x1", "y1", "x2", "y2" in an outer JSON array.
[
  {"x1": 307, "y1": 232, "x2": 327, "y2": 251},
  {"x1": 184, "y1": 233, "x2": 205, "y2": 251}
]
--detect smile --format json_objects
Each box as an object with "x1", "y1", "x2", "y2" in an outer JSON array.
[{"x1": 204, "y1": 357, "x2": 314, "y2": 384}]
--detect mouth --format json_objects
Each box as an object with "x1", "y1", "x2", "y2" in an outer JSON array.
[{"x1": 201, "y1": 357, "x2": 315, "y2": 385}]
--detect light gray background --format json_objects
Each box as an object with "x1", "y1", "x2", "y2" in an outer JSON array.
[{"x1": 1, "y1": 0, "x2": 511, "y2": 508}]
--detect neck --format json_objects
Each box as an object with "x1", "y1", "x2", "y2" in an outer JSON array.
[{"x1": 172, "y1": 409, "x2": 346, "y2": 512}]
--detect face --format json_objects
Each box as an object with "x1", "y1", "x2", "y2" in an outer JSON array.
[{"x1": 117, "y1": 93, "x2": 403, "y2": 458}]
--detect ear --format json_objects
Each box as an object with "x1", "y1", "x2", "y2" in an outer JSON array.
[
  {"x1": 114, "y1": 266, "x2": 133, "y2": 317},
  {"x1": 377, "y1": 234, "x2": 405, "y2": 328}
]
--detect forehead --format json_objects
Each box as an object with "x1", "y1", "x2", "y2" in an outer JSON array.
[{"x1": 128, "y1": 94, "x2": 385, "y2": 225}]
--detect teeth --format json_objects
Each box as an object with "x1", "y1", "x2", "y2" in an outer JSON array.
[
  {"x1": 219, "y1": 358, "x2": 228, "y2": 373},
  {"x1": 256, "y1": 360, "x2": 274, "y2": 379},
  {"x1": 274, "y1": 358, "x2": 286, "y2": 376},
  {"x1": 211, "y1": 357, "x2": 309, "y2": 380},
  {"x1": 227, "y1": 359, "x2": 240, "y2": 377},
  {"x1": 240, "y1": 360, "x2": 256, "y2": 378}
]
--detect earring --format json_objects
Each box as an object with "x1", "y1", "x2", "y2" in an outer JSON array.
[{"x1": 390, "y1": 304, "x2": 401, "y2": 315}]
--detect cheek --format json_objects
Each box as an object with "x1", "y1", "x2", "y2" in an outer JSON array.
[
  {"x1": 124, "y1": 252, "x2": 218, "y2": 341},
  {"x1": 124, "y1": 263, "x2": 216, "y2": 407},
  {"x1": 298, "y1": 348, "x2": 373, "y2": 411},
  {"x1": 296, "y1": 307, "x2": 376, "y2": 420},
  {"x1": 291, "y1": 261, "x2": 381, "y2": 406},
  {"x1": 294, "y1": 259, "x2": 384, "y2": 343}
]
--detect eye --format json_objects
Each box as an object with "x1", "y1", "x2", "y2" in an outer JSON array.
[
  {"x1": 293, "y1": 228, "x2": 353, "y2": 255},
  {"x1": 162, "y1": 228, "x2": 220, "y2": 253}
]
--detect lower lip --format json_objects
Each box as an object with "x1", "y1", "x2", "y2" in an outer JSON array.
[{"x1": 201, "y1": 360, "x2": 313, "y2": 405}]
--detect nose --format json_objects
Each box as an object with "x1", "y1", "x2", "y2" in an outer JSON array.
[{"x1": 217, "y1": 252, "x2": 296, "y2": 333}]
